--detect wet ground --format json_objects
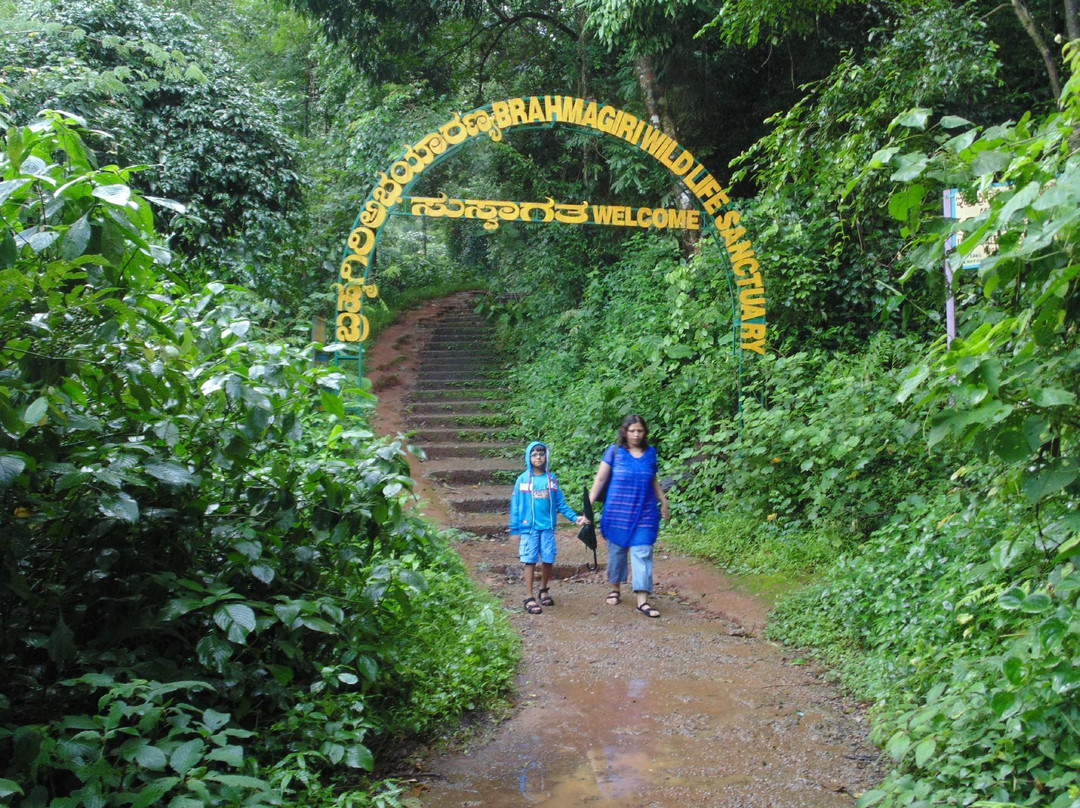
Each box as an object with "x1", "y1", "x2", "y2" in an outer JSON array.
[{"x1": 363, "y1": 292, "x2": 884, "y2": 807}]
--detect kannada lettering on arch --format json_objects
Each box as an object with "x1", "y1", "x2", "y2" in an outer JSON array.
[{"x1": 337, "y1": 96, "x2": 766, "y2": 355}]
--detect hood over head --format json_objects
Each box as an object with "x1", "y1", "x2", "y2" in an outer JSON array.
[{"x1": 524, "y1": 440, "x2": 549, "y2": 473}]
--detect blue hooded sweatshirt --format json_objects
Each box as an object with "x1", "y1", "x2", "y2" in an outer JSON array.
[{"x1": 509, "y1": 440, "x2": 579, "y2": 534}]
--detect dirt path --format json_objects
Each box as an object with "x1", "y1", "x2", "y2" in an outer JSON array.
[{"x1": 365, "y1": 291, "x2": 883, "y2": 807}]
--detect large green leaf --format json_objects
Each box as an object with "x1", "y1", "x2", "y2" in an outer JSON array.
[
  {"x1": 213, "y1": 603, "x2": 256, "y2": 643},
  {"x1": 98, "y1": 493, "x2": 140, "y2": 523},
  {"x1": 1020, "y1": 592, "x2": 1053, "y2": 613},
  {"x1": 1023, "y1": 458, "x2": 1079, "y2": 502},
  {"x1": 169, "y1": 739, "x2": 206, "y2": 776},
  {"x1": 0, "y1": 779, "x2": 23, "y2": 799},
  {"x1": 202, "y1": 709, "x2": 232, "y2": 734},
  {"x1": 0, "y1": 178, "x2": 30, "y2": 205},
  {"x1": 913, "y1": 737, "x2": 936, "y2": 767},
  {"x1": 92, "y1": 183, "x2": 132, "y2": 207},
  {"x1": 0, "y1": 454, "x2": 27, "y2": 489},
  {"x1": 144, "y1": 461, "x2": 196, "y2": 487},
  {"x1": 205, "y1": 745, "x2": 244, "y2": 767},
  {"x1": 61, "y1": 214, "x2": 92, "y2": 260},
  {"x1": 196, "y1": 634, "x2": 233, "y2": 671},
  {"x1": 129, "y1": 778, "x2": 179, "y2": 808},
  {"x1": 345, "y1": 743, "x2": 374, "y2": 770},
  {"x1": 990, "y1": 429, "x2": 1030, "y2": 463},
  {"x1": 22, "y1": 396, "x2": 48, "y2": 425},
  {"x1": 135, "y1": 743, "x2": 169, "y2": 771},
  {"x1": 1029, "y1": 387, "x2": 1077, "y2": 407}
]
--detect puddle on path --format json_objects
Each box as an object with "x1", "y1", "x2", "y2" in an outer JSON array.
[{"x1": 404, "y1": 563, "x2": 880, "y2": 808}]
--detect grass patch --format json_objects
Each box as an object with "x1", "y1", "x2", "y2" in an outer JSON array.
[
  {"x1": 764, "y1": 584, "x2": 873, "y2": 693},
  {"x1": 664, "y1": 507, "x2": 852, "y2": 577}
]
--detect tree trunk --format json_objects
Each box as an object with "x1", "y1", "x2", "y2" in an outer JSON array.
[
  {"x1": 1012, "y1": 0, "x2": 1063, "y2": 100},
  {"x1": 1062, "y1": 0, "x2": 1080, "y2": 42},
  {"x1": 634, "y1": 53, "x2": 699, "y2": 254},
  {"x1": 1065, "y1": 0, "x2": 1079, "y2": 44}
]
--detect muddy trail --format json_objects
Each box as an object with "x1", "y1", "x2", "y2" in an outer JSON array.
[{"x1": 365, "y1": 291, "x2": 884, "y2": 807}]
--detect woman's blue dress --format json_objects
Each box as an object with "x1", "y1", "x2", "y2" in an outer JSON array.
[{"x1": 599, "y1": 444, "x2": 659, "y2": 547}]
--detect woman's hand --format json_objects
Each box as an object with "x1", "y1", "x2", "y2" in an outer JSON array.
[{"x1": 652, "y1": 476, "x2": 671, "y2": 523}]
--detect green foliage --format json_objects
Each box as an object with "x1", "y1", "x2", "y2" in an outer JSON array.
[
  {"x1": 369, "y1": 545, "x2": 519, "y2": 738},
  {"x1": 292, "y1": 0, "x2": 581, "y2": 95},
  {"x1": 764, "y1": 583, "x2": 865, "y2": 676},
  {"x1": 663, "y1": 509, "x2": 847, "y2": 576},
  {"x1": 7, "y1": 677, "x2": 279, "y2": 808},
  {"x1": 0, "y1": 0, "x2": 306, "y2": 297},
  {"x1": 699, "y1": 0, "x2": 861, "y2": 48},
  {"x1": 733, "y1": 1, "x2": 1000, "y2": 345},
  {"x1": 576, "y1": 0, "x2": 708, "y2": 53},
  {"x1": 766, "y1": 40, "x2": 1080, "y2": 808},
  {"x1": 719, "y1": 336, "x2": 951, "y2": 535},
  {"x1": 772, "y1": 483, "x2": 1080, "y2": 808},
  {"x1": 875, "y1": 40, "x2": 1080, "y2": 563},
  {"x1": 0, "y1": 97, "x2": 518, "y2": 807}
]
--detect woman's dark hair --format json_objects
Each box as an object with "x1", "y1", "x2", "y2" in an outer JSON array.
[{"x1": 617, "y1": 414, "x2": 649, "y2": 449}]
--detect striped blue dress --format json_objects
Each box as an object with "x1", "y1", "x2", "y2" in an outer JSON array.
[{"x1": 599, "y1": 444, "x2": 660, "y2": 547}]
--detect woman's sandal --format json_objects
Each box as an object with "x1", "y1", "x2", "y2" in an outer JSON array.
[
  {"x1": 636, "y1": 602, "x2": 660, "y2": 618},
  {"x1": 538, "y1": 588, "x2": 555, "y2": 607},
  {"x1": 523, "y1": 597, "x2": 543, "y2": 614},
  {"x1": 605, "y1": 590, "x2": 621, "y2": 606}
]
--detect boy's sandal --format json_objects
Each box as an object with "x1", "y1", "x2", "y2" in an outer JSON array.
[
  {"x1": 538, "y1": 588, "x2": 555, "y2": 607},
  {"x1": 605, "y1": 590, "x2": 620, "y2": 606},
  {"x1": 636, "y1": 602, "x2": 660, "y2": 618},
  {"x1": 524, "y1": 597, "x2": 543, "y2": 615}
]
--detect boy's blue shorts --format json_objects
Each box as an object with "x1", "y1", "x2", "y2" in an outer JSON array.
[{"x1": 519, "y1": 529, "x2": 556, "y2": 565}]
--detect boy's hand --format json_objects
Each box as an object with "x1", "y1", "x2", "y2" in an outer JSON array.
[{"x1": 576, "y1": 515, "x2": 590, "y2": 525}]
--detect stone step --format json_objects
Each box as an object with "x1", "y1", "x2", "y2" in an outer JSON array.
[
  {"x1": 424, "y1": 344, "x2": 503, "y2": 354},
  {"x1": 427, "y1": 320, "x2": 489, "y2": 326},
  {"x1": 413, "y1": 379, "x2": 509, "y2": 392},
  {"x1": 425, "y1": 467, "x2": 520, "y2": 486},
  {"x1": 418, "y1": 356, "x2": 503, "y2": 367},
  {"x1": 428, "y1": 326, "x2": 494, "y2": 335},
  {"x1": 420, "y1": 361, "x2": 502, "y2": 371},
  {"x1": 406, "y1": 413, "x2": 514, "y2": 429},
  {"x1": 418, "y1": 455, "x2": 520, "y2": 475},
  {"x1": 444, "y1": 518, "x2": 508, "y2": 538},
  {"x1": 407, "y1": 400, "x2": 503, "y2": 415},
  {"x1": 420, "y1": 346, "x2": 505, "y2": 355},
  {"x1": 408, "y1": 388, "x2": 510, "y2": 402},
  {"x1": 417, "y1": 441, "x2": 518, "y2": 460},
  {"x1": 446, "y1": 496, "x2": 508, "y2": 515},
  {"x1": 426, "y1": 333, "x2": 495, "y2": 342},
  {"x1": 411, "y1": 427, "x2": 510, "y2": 443},
  {"x1": 418, "y1": 370, "x2": 505, "y2": 382}
]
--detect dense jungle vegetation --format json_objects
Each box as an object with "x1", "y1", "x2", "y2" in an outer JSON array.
[{"x1": 1, "y1": 0, "x2": 1078, "y2": 806}]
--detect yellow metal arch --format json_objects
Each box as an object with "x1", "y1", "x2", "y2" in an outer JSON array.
[{"x1": 334, "y1": 95, "x2": 766, "y2": 361}]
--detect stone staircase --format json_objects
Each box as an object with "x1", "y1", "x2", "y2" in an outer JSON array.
[{"x1": 405, "y1": 294, "x2": 518, "y2": 537}]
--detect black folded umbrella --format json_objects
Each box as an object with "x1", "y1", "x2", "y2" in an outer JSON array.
[{"x1": 577, "y1": 484, "x2": 598, "y2": 571}]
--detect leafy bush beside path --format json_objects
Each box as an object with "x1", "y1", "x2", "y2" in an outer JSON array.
[{"x1": 0, "y1": 94, "x2": 517, "y2": 807}]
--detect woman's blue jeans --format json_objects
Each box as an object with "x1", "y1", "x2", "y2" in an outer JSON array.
[{"x1": 607, "y1": 543, "x2": 654, "y2": 593}]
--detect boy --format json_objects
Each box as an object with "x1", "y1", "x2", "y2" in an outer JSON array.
[{"x1": 509, "y1": 441, "x2": 588, "y2": 614}]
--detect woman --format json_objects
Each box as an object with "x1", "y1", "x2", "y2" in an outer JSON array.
[{"x1": 589, "y1": 414, "x2": 670, "y2": 617}]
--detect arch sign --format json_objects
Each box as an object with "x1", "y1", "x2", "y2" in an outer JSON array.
[{"x1": 335, "y1": 95, "x2": 766, "y2": 362}]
